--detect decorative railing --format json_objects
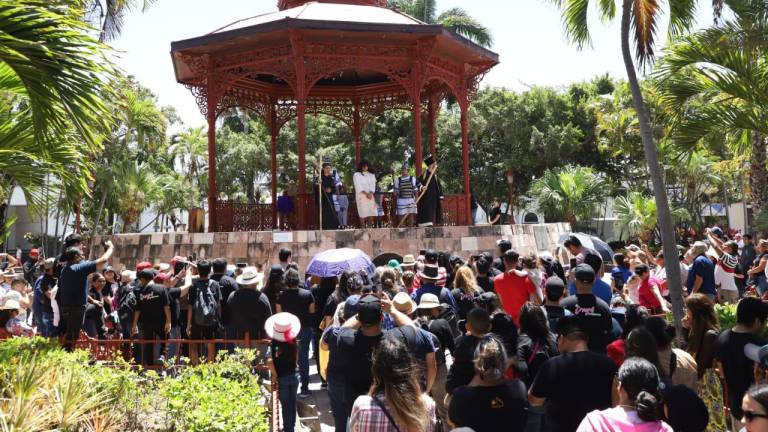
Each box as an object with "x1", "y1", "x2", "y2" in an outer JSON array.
[{"x1": 214, "y1": 193, "x2": 470, "y2": 231}]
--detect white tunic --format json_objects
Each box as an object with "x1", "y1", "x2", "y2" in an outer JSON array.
[{"x1": 353, "y1": 171, "x2": 378, "y2": 218}]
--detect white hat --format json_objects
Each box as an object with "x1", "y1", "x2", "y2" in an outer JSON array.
[
  {"x1": 264, "y1": 312, "x2": 301, "y2": 343},
  {"x1": 392, "y1": 292, "x2": 416, "y2": 315},
  {"x1": 158, "y1": 263, "x2": 171, "y2": 272},
  {"x1": 236, "y1": 267, "x2": 264, "y2": 289},
  {"x1": 416, "y1": 293, "x2": 442, "y2": 310},
  {"x1": 1, "y1": 299, "x2": 20, "y2": 311}
]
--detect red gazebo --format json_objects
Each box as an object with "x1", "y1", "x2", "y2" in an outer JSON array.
[{"x1": 171, "y1": 0, "x2": 498, "y2": 232}]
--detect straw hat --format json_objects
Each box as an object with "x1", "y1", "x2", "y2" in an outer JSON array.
[
  {"x1": 401, "y1": 254, "x2": 416, "y2": 269},
  {"x1": 392, "y1": 292, "x2": 416, "y2": 315},
  {"x1": 416, "y1": 293, "x2": 442, "y2": 310},
  {"x1": 1, "y1": 299, "x2": 20, "y2": 311},
  {"x1": 236, "y1": 267, "x2": 264, "y2": 289},
  {"x1": 264, "y1": 312, "x2": 301, "y2": 343}
]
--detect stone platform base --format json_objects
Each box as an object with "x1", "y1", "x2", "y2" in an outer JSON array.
[{"x1": 96, "y1": 223, "x2": 570, "y2": 271}]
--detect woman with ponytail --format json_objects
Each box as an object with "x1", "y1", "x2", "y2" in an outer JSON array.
[
  {"x1": 448, "y1": 335, "x2": 528, "y2": 432},
  {"x1": 577, "y1": 357, "x2": 673, "y2": 431},
  {"x1": 349, "y1": 337, "x2": 437, "y2": 432}
]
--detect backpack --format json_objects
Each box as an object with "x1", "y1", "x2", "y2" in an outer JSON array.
[
  {"x1": 193, "y1": 280, "x2": 219, "y2": 327},
  {"x1": 117, "y1": 285, "x2": 137, "y2": 324}
]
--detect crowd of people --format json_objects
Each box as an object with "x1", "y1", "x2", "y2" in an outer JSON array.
[{"x1": 3, "y1": 228, "x2": 768, "y2": 432}]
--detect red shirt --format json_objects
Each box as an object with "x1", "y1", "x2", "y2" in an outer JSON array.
[
  {"x1": 638, "y1": 276, "x2": 663, "y2": 309},
  {"x1": 493, "y1": 270, "x2": 536, "y2": 324}
]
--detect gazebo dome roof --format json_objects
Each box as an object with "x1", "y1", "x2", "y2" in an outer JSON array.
[{"x1": 211, "y1": 1, "x2": 423, "y2": 35}]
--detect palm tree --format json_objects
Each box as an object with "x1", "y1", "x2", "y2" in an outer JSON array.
[
  {"x1": 84, "y1": 0, "x2": 157, "y2": 42},
  {"x1": 615, "y1": 191, "x2": 690, "y2": 243},
  {"x1": 529, "y1": 165, "x2": 606, "y2": 225},
  {"x1": 655, "y1": 0, "x2": 768, "y2": 222},
  {"x1": 0, "y1": 1, "x2": 113, "y2": 239},
  {"x1": 549, "y1": 0, "x2": 699, "y2": 333},
  {"x1": 169, "y1": 127, "x2": 208, "y2": 207},
  {"x1": 388, "y1": 0, "x2": 493, "y2": 47},
  {"x1": 116, "y1": 160, "x2": 159, "y2": 232}
]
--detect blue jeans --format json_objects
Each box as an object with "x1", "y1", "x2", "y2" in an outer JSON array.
[
  {"x1": 327, "y1": 378, "x2": 350, "y2": 432},
  {"x1": 757, "y1": 275, "x2": 768, "y2": 296},
  {"x1": 297, "y1": 327, "x2": 312, "y2": 389},
  {"x1": 166, "y1": 326, "x2": 181, "y2": 361},
  {"x1": 40, "y1": 312, "x2": 55, "y2": 337},
  {"x1": 278, "y1": 373, "x2": 300, "y2": 432}
]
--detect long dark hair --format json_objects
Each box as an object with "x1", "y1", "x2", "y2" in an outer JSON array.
[
  {"x1": 617, "y1": 357, "x2": 663, "y2": 422},
  {"x1": 369, "y1": 338, "x2": 428, "y2": 432},
  {"x1": 519, "y1": 302, "x2": 551, "y2": 342},
  {"x1": 356, "y1": 159, "x2": 372, "y2": 174},
  {"x1": 626, "y1": 327, "x2": 667, "y2": 380},
  {"x1": 685, "y1": 294, "x2": 720, "y2": 357},
  {"x1": 335, "y1": 269, "x2": 362, "y2": 302}
]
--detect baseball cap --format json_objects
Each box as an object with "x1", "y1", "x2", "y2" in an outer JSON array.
[
  {"x1": 343, "y1": 295, "x2": 362, "y2": 320},
  {"x1": 745, "y1": 343, "x2": 768, "y2": 368},
  {"x1": 573, "y1": 263, "x2": 595, "y2": 283},
  {"x1": 357, "y1": 294, "x2": 382, "y2": 325},
  {"x1": 154, "y1": 271, "x2": 172, "y2": 283},
  {"x1": 137, "y1": 269, "x2": 156, "y2": 281},
  {"x1": 544, "y1": 276, "x2": 565, "y2": 297},
  {"x1": 136, "y1": 261, "x2": 153, "y2": 272},
  {"x1": 424, "y1": 250, "x2": 438, "y2": 264}
]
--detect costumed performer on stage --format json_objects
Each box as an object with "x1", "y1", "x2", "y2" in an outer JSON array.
[
  {"x1": 417, "y1": 154, "x2": 443, "y2": 227},
  {"x1": 319, "y1": 161, "x2": 339, "y2": 230},
  {"x1": 353, "y1": 159, "x2": 378, "y2": 227},
  {"x1": 394, "y1": 162, "x2": 418, "y2": 227}
]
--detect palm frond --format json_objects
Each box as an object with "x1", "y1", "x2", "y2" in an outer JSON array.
[
  {"x1": 631, "y1": 0, "x2": 661, "y2": 66},
  {"x1": 561, "y1": 0, "x2": 593, "y2": 48},
  {"x1": 437, "y1": 8, "x2": 494, "y2": 47},
  {"x1": 668, "y1": 0, "x2": 697, "y2": 37}
]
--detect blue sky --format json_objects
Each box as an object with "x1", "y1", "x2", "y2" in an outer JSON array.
[{"x1": 111, "y1": 0, "x2": 716, "y2": 127}]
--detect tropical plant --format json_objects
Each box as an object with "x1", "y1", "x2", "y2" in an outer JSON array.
[
  {"x1": 84, "y1": 0, "x2": 157, "y2": 41},
  {"x1": 170, "y1": 126, "x2": 208, "y2": 207},
  {"x1": 116, "y1": 161, "x2": 160, "y2": 232},
  {"x1": 548, "y1": 0, "x2": 701, "y2": 333},
  {"x1": 529, "y1": 165, "x2": 606, "y2": 225},
  {"x1": 388, "y1": 0, "x2": 493, "y2": 47},
  {"x1": 614, "y1": 191, "x2": 690, "y2": 243},
  {"x1": 655, "y1": 0, "x2": 768, "y2": 220}
]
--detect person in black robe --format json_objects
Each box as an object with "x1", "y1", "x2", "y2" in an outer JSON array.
[
  {"x1": 417, "y1": 154, "x2": 443, "y2": 226},
  {"x1": 318, "y1": 163, "x2": 339, "y2": 230}
]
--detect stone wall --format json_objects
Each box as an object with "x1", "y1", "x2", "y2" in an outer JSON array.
[{"x1": 95, "y1": 223, "x2": 571, "y2": 271}]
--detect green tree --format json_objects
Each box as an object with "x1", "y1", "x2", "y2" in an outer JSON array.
[
  {"x1": 169, "y1": 126, "x2": 208, "y2": 207},
  {"x1": 549, "y1": 0, "x2": 699, "y2": 333},
  {"x1": 615, "y1": 191, "x2": 690, "y2": 243},
  {"x1": 655, "y1": 0, "x2": 768, "y2": 221},
  {"x1": 529, "y1": 165, "x2": 606, "y2": 225},
  {"x1": 84, "y1": 0, "x2": 157, "y2": 41},
  {"x1": 0, "y1": 1, "x2": 113, "y2": 240},
  {"x1": 388, "y1": 0, "x2": 493, "y2": 47}
]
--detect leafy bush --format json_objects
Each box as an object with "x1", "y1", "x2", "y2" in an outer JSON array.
[
  {"x1": 0, "y1": 338, "x2": 270, "y2": 432},
  {"x1": 715, "y1": 302, "x2": 768, "y2": 339}
]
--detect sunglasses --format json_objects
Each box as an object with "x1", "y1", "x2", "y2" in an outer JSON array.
[{"x1": 744, "y1": 411, "x2": 768, "y2": 422}]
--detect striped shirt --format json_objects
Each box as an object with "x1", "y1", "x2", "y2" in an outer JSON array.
[
  {"x1": 719, "y1": 252, "x2": 738, "y2": 273},
  {"x1": 395, "y1": 176, "x2": 417, "y2": 199}
]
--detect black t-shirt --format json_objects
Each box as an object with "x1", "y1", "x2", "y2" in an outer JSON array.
[
  {"x1": 135, "y1": 283, "x2": 170, "y2": 327},
  {"x1": 277, "y1": 288, "x2": 314, "y2": 327},
  {"x1": 271, "y1": 340, "x2": 298, "y2": 377},
  {"x1": 544, "y1": 305, "x2": 568, "y2": 333},
  {"x1": 449, "y1": 380, "x2": 528, "y2": 432},
  {"x1": 447, "y1": 334, "x2": 483, "y2": 394},
  {"x1": 451, "y1": 287, "x2": 484, "y2": 320},
  {"x1": 530, "y1": 351, "x2": 616, "y2": 432},
  {"x1": 324, "y1": 327, "x2": 383, "y2": 397},
  {"x1": 227, "y1": 289, "x2": 272, "y2": 338},
  {"x1": 211, "y1": 274, "x2": 238, "y2": 326},
  {"x1": 715, "y1": 329, "x2": 766, "y2": 418},
  {"x1": 423, "y1": 317, "x2": 456, "y2": 356},
  {"x1": 167, "y1": 287, "x2": 182, "y2": 327},
  {"x1": 476, "y1": 275, "x2": 495, "y2": 293},
  {"x1": 560, "y1": 294, "x2": 613, "y2": 353},
  {"x1": 323, "y1": 294, "x2": 341, "y2": 319},
  {"x1": 386, "y1": 325, "x2": 436, "y2": 363},
  {"x1": 489, "y1": 207, "x2": 501, "y2": 225},
  {"x1": 40, "y1": 274, "x2": 56, "y2": 314}
]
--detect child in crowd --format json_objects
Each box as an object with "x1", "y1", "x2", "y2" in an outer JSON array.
[{"x1": 265, "y1": 312, "x2": 301, "y2": 432}]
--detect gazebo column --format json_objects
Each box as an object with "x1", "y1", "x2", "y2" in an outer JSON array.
[
  {"x1": 460, "y1": 100, "x2": 471, "y2": 226},
  {"x1": 353, "y1": 101, "x2": 362, "y2": 165},
  {"x1": 427, "y1": 96, "x2": 437, "y2": 158},
  {"x1": 413, "y1": 101, "x2": 423, "y2": 176},
  {"x1": 270, "y1": 104, "x2": 278, "y2": 228},
  {"x1": 292, "y1": 32, "x2": 308, "y2": 229},
  {"x1": 206, "y1": 87, "x2": 219, "y2": 232}
]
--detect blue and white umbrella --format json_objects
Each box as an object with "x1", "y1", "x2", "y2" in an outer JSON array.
[{"x1": 306, "y1": 248, "x2": 375, "y2": 278}]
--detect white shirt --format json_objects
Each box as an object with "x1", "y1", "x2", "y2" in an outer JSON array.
[
  {"x1": 353, "y1": 171, "x2": 376, "y2": 194},
  {"x1": 715, "y1": 264, "x2": 738, "y2": 292}
]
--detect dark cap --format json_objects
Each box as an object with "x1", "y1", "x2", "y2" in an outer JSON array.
[
  {"x1": 496, "y1": 239, "x2": 512, "y2": 253},
  {"x1": 544, "y1": 276, "x2": 565, "y2": 297},
  {"x1": 449, "y1": 255, "x2": 464, "y2": 267},
  {"x1": 634, "y1": 263, "x2": 650, "y2": 274},
  {"x1": 574, "y1": 263, "x2": 595, "y2": 283},
  {"x1": 357, "y1": 294, "x2": 382, "y2": 325},
  {"x1": 137, "y1": 269, "x2": 156, "y2": 281},
  {"x1": 424, "y1": 250, "x2": 438, "y2": 264},
  {"x1": 745, "y1": 343, "x2": 768, "y2": 368},
  {"x1": 424, "y1": 154, "x2": 435, "y2": 166}
]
